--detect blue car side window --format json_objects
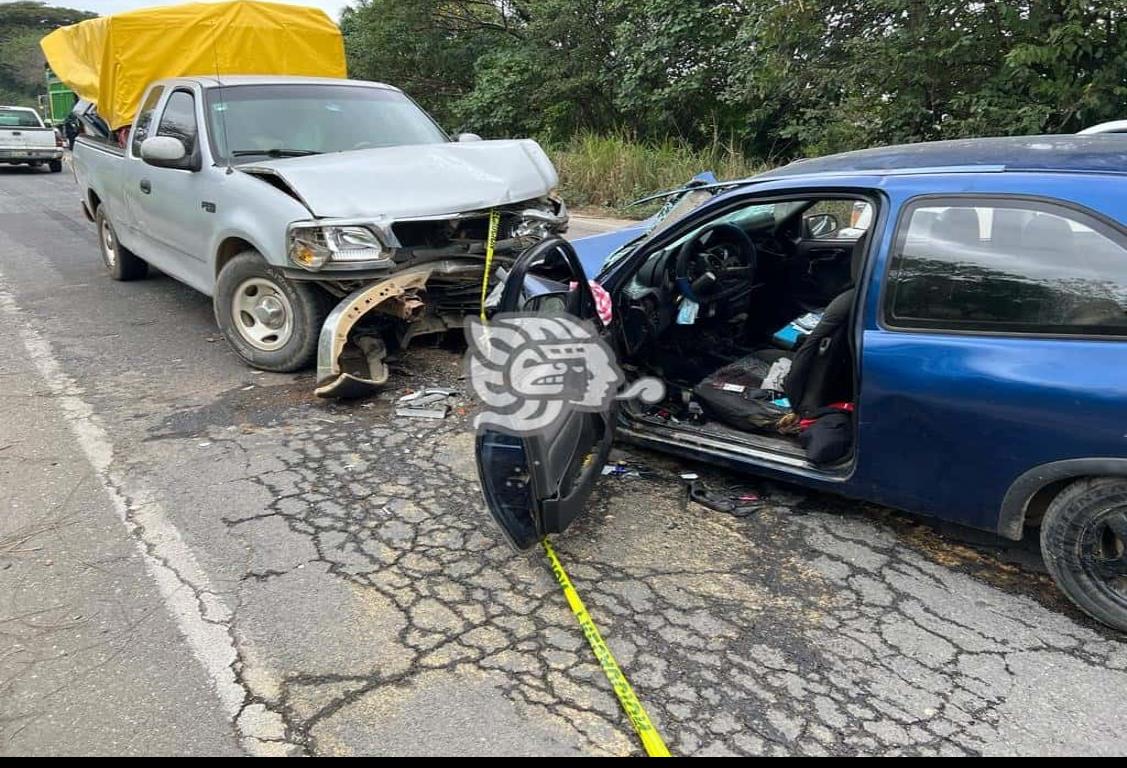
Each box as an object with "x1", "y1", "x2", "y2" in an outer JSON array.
[{"x1": 886, "y1": 198, "x2": 1127, "y2": 336}]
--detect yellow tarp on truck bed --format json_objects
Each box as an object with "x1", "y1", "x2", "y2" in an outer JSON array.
[{"x1": 40, "y1": 1, "x2": 346, "y2": 130}]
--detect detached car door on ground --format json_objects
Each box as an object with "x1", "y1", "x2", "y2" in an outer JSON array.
[{"x1": 475, "y1": 137, "x2": 1127, "y2": 633}]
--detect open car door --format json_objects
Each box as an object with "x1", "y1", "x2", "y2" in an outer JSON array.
[{"x1": 474, "y1": 238, "x2": 617, "y2": 551}]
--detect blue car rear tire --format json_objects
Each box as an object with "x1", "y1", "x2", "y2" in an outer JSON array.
[{"x1": 1041, "y1": 477, "x2": 1127, "y2": 632}]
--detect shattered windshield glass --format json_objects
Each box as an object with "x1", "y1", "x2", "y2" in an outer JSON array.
[{"x1": 601, "y1": 188, "x2": 720, "y2": 271}]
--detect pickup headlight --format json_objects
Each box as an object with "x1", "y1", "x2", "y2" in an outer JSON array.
[{"x1": 287, "y1": 224, "x2": 392, "y2": 271}]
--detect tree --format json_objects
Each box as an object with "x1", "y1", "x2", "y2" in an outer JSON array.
[
  {"x1": 336, "y1": 1, "x2": 1127, "y2": 158},
  {"x1": 340, "y1": 0, "x2": 517, "y2": 130},
  {"x1": 0, "y1": 1, "x2": 96, "y2": 107}
]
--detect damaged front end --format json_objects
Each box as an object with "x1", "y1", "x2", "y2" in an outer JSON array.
[{"x1": 310, "y1": 199, "x2": 568, "y2": 398}]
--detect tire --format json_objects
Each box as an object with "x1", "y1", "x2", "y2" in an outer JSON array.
[
  {"x1": 1040, "y1": 477, "x2": 1127, "y2": 631},
  {"x1": 48, "y1": 159, "x2": 62, "y2": 173},
  {"x1": 214, "y1": 251, "x2": 330, "y2": 372},
  {"x1": 95, "y1": 205, "x2": 148, "y2": 281}
]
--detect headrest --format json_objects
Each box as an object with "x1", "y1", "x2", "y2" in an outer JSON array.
[
  {"x1": 1021, "y1": 213, "x2": 1073, "y2": 251},
  {"x1": 934, "y1": 207, "x2": 981, "y2": 244}
]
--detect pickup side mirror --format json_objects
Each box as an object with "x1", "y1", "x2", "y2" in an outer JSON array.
[
  {"x1": 455, "y1": 132, "x2": 483, "y2": 143},
  {"x1": 140, "y1": 136, "x2": 190, "y2": 169}
]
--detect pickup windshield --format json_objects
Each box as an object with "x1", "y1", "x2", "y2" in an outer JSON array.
[
  {"x1": 0, "y1": 109, "x2": 43, "y2": 128},
  {"x1": 204, "y1": 84, "x2": 448, "y2": 164}
]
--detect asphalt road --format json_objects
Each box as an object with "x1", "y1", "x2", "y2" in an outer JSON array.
[{"x1": 1, "y1": 162, "x2": 1125, "y2": 756}]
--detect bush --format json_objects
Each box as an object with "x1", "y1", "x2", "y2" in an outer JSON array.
[{"x1": 550, "y1": 131, "x2": 768, "y2": 216}]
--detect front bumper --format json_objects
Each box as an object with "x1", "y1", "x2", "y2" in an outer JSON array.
[{"x1": 0, "y1": 148, "x2": 63, "y2": 162}]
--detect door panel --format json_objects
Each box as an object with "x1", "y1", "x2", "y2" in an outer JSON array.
[
  {"x1": 855, "y1": 196, "x2": 1127, "y2": 533},
  {"x1": 857, "y1": 332, "x2": 1127, "y2": 531},
  {"x1": 139, "y1": 89, "x2": 210, "y2": 290},
  {"x1": 474, "y1": 237, "x2": 616, "y2": 550}
]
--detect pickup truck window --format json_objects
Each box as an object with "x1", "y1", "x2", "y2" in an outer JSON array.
[
  {"x1": 887, "y1": 199, "x2": 1127, "y2": 336},
  {"x1": 204, "y1": 84, "x2": 448, "y2": 163},
  {"x1": 131, "y1": 86, "x2": 165, "y2": 156},
  {"x1": 0, "y1": 108, "x2": 43, "y2": 128},
  {"x1": 156, "y1": 90, "x2": 199, "y2": 154}
]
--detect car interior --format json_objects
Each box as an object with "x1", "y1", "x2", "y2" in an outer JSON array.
[{"x1": 613, "y1": 195, "x2": 875, "y2": 468}]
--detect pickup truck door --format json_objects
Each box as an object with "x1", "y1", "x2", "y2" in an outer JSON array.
[
  {"x1": 120, "y1": 87, "x2": 164, "y2": 251},
  {"x1": 474, "y1": 238, "x2": 618, "y2": 550},
  {"x1": 125, "y1": 87, "x2": 211, "y2": 290},
  {"x1": 134, "y1": 87, "x2": 211, "y2": 290}
]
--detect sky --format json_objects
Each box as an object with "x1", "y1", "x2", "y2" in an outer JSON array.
[{"x1": 45, "y1": 0, "x2": 351, "y2": 22}]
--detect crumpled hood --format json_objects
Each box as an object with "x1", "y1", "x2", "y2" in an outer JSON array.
[{"x1": 240, "y1": 139, "x2": 559, "y2": 219}]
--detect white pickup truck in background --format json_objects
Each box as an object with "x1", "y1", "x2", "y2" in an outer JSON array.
[
  {"x1": 73, "y1": 75, "x2": 567, "y2": 397},
  {"x1": 0, "y1": 106, "x2": 64, "y2": 172}
]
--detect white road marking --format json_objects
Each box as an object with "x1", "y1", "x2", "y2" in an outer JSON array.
[{"x1": 0, "y1": 273, "x2": 293, "y2": 756}]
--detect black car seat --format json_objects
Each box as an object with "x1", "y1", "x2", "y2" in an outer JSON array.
[{"x1": 784, "y1": 233, "x2": 869, "y2": 416}]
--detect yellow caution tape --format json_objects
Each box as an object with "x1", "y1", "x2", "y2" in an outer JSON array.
[
  {"x1": 479, "y1": 208, "x2": 666, "y2": 754},
  {"x1": 479, "y1": 209, "x2": 501, "y2": 323},
  {"x1": 542, "y1": 538, "x2": 672, "y2": 757}
]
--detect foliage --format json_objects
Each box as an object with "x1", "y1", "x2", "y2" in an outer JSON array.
[
  {"x1": 342, "y1": 0, "x2": 1127, "y2": 163},
  {"x1": 551, "y1": 130, "x2": 766, "y2": 212},
  {"x1": 0, "y1": 1, "x2": 95, "y2": 108}
]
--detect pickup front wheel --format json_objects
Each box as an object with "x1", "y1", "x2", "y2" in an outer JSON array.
[
  {"x1": 95, "y1": 206, "x2": 148, "y2": 281},
  {"x1": 214, "y1": 251, "x2": 330, "y2": 372}
]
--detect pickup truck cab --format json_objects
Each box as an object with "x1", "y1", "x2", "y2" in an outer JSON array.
[
  {"x1": 0, "y1": 106, "x2": 64, "y2": 172},
  {"x1": 73, "y1": 76, "x2": 566, "y2": 388},
  {"x1": 474, "y1": 136, "x2": 1127, "y2": 631}
]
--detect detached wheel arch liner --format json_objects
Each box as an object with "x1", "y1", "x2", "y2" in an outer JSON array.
[{"x1": 313, "y1": 268, "x2": 432, "y2": 399}]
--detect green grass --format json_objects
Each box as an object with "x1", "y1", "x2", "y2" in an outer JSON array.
[{"x1": 548, "y1": 131, "x2": 769, "y2": 217}]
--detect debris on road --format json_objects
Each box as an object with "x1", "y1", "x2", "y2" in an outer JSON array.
[
  {"x1": 394, "y1": 388, "x2": 459, "y2": 419},
  {"x1": 686, "y1": 479, "x2": 767, "y2": 518},
  {"x1": 601, "y1": 460, "x2": 657, "y2": 478}
]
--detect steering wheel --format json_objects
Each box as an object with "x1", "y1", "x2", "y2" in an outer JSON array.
[{"x1": 672, "y1": 223, "x2": 757, "y2": 306}]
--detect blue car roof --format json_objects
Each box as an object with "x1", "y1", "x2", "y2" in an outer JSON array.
[{"x1": 757, "y1": 135, "x2": 1127, "y2": 179}]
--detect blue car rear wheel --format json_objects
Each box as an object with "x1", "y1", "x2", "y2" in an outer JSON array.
[{"x1": 1041, "y1": 477, "x2": 1127, "y2": 632}]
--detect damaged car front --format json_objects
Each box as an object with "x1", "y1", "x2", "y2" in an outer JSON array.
[
  {"x1": 289, "y1": 198, "x2": 568, "y2": 398},
  {"x1": 207, "y1": 79, "x2": 567, "y2": 397}
]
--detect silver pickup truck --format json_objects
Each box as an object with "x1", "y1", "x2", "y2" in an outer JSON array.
[
  {"x1": 1, "y1": 105, "x2": 64, "y2": 172},
  {"x1": 73, "y1": 76, "x2": 567, "y2": 396}
]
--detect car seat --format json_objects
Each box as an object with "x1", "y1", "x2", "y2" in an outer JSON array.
[{"x1": 783, "y1": 234, "x2": 868, "y2": 415}]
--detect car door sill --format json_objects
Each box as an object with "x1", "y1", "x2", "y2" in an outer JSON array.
[{"x1": 618, "y1": 419, "x2": 854, "y2": 481}]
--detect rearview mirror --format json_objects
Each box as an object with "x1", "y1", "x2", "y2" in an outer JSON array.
[
  {"x1": 456, "y1": 132, "x2": 483, "y2": 143},
  {"x1": 804, "y1": 212, "x2": 839, "y2": 239},
  {"x1": 140, "y1": 136, "x2": 188, "y2": 167}
]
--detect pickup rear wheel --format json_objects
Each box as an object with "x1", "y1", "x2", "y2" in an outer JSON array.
[
  {"x1": 95, "y1": 206, "x2": 148, "y2": 281},
  {"x1": 1040, "y1": 477, "x2": 1127, "y2": 631},
  {"x1": 48, "y1": 159, "x2": 62, "y2": 173},
  {"x1": 214, "y1": 251, "x2": 330, "y2": 372}
]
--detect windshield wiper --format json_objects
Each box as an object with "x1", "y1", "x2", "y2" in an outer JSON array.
[{"x1": 230, "y1": 148, "x2": 321, "y2": 158}]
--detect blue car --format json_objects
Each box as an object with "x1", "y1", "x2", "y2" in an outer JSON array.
[{"x1": 475, "y1": 136, "x2": 1127, "y2": 631}]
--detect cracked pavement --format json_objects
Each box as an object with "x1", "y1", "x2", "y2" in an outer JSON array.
[{"x1": 1, "y1": 166, "x2": 1126, "y2": 756}]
